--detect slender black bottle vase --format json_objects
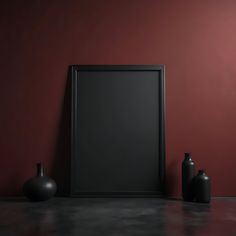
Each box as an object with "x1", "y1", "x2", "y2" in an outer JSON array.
[
  {"x1": 195, "y1": 170, "x2": 211, "y2": 203},
  {"x1": 182, "y1": 153, "x2": 195, "y2": 201}
]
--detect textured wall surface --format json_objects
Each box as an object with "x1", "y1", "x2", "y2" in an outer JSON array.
[{"x1": 1, "y1": 0, "x2": 236, "y2": 197}]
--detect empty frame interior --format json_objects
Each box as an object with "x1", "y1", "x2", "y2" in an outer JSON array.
[{"x1": 71, "y1": 65, "x2": 165, "y2": 196}]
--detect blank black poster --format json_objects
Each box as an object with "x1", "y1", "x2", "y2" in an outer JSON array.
[{"x1": 71, "y1": 66, "x2": 165, "y2": 196}]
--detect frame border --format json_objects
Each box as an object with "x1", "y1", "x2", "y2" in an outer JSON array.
[{"x1": 70, "y1": 65, "x2": 165, "y2": 197}]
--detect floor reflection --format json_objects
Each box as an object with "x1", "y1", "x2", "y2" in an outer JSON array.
[
  {"x1": 0, "y1": 197, "x2": 235, "y2": 236},
  {"x1": 181, "y1": 202, "x2": 210, "y2": 235}
]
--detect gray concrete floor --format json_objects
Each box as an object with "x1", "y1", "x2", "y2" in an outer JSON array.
[{"x1": 0, "y1": 197, "x2": 235, "y2": 236}]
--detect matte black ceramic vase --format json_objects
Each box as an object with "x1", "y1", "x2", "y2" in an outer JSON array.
[
  {"x1": 23, "y1": 163, "x2": 57, "y2": 201},
  {"x1": 182, "y1": 153, "x2": 195, "y2": 201},
  {"x1": 194, "y1": 170, "x2": 211, "y2": 203}
]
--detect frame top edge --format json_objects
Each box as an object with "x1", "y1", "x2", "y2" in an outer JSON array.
[{"x1": 70, "y1": 65, "x2": 165, "y2": 71}]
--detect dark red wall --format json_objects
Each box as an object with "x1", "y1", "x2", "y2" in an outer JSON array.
[{"x1": 1, "y1": 0, "x2": 236, "y2": 197}]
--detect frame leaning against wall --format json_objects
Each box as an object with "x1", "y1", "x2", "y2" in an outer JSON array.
[{"x1": 70, "y1": 65, "x2": 165, "y2": 197}]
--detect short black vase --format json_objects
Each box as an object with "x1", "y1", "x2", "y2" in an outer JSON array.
[
  {"x1": 23, "y1": 163, "x2": 57, "y2": 201},
  {"x1": 194, "y1": 170, "x2": 211, "y2": 203},
  {"x1": 182, "y1": 153, "x2": 195, "y2": 201}
]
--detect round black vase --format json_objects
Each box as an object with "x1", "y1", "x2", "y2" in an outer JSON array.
[
  {"x1": 23, "y1": 163, "x2": 57, "y2": 201},
  {"x1": 195, "y1": 170, "x2": 211, "y2": 203},
  {"x1": 182, "y1": 153, "x2": 195, "y2": 201}
]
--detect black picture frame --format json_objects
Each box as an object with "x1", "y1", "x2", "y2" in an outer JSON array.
[{"x1": 70, "y1": 65, "x2": 165, "y2": 197}]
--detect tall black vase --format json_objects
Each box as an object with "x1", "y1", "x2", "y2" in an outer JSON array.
[
  {"x1": 182, "y1": 153, "x2": 195, "y2": 201},
  {"x1": 195, "y1": 170, "x2": 211, "y2": 203},
  {"x1": 23, "y1": 163, "x2": 57, "y2": 201}
]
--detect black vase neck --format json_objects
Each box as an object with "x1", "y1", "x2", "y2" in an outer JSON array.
[
  {"x1": 184, "y1": 153, "x2": 192, "y2": 161},
  {"x1": 198, "y1": 169, "x2": 206, "y2": 175},
  {"x1": 37, "y1": 163, "x2": 44, "y2": 177}
]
